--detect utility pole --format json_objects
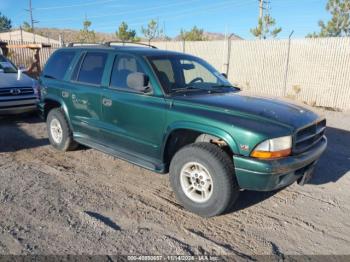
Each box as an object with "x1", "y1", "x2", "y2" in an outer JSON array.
[
  {"x1": 259, "y1": 0, "x2": 264, "y2": 21},
  {"x1": 258, "y1": 0, "x2": 264, "y2": 39},
  {"x1": 25, "y1": 0, "x2": 39, "y2": 43},
  {"x1": 265, "y1": 1, "x2": 271, "y2": 37}
]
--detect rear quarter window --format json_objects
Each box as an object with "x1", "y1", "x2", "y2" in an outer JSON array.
[{"x1": 43, "y1": 51, "x2": 76, "y2": 80}]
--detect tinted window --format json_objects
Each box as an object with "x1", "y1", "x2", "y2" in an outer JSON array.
[
  {"x1": 110, "y1": 54, "x2": 146, "y2": 89},
  {"x1": 71, "y1": 53, "x2": 85, "y2": 81},
  {"x1": 43, "y1": 51, "x2": 75, "y2": 80},
  {"x1": 77, "y1": 52, "x2": 108, "y2": 85}
]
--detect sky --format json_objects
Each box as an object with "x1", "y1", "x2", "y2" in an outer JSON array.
[{"x1": 0, "y1": 0, "x2": 330, "y2": 39}]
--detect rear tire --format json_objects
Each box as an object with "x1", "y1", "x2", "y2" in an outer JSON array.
[
  {"x1": 169, "y1": 142, "x2": 239, "y2": 217},
  {"x1": 47, "y1": 108, "x2": 78, "y2": 151}
]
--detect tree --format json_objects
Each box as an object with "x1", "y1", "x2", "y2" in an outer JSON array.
[
  {"x1": 22, "y1": 21, "x2": 33, "y2": 33},
  {"x1": 307, "y1": 0, "x2": 350, "y2": 37},
  {"x1": 179, "y1": 26, "x2": 206, "y2": 41},
  {"x1": 77, "y1": 19, "x2": 96, "y2": 43},
  {"x1": 141, "y1": 19, "x2": 162, "y2": 45},
  {"x1": 251, "y1": 15, "x2": 282, "y2": 39},
  {"x1": 116, "y1": 22, "x2": 138, "y2": 42},
  {"x1": 0, "y1": 12, "x2": 12, "y2": 32}
]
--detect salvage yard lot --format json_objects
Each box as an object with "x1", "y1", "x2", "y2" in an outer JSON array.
[{"x1": 0, "y1": 107, "x2": 349, "y2": 257}]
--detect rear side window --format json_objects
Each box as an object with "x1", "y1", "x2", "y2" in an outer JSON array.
[
  {"x1": 76, "y1": 52, "x2": 108, "y2": 85},
  {"x1": 43, "y1": 51, "x2": 76, "y2": 80}
]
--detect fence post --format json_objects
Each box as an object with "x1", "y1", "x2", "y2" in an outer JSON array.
[
  {"x1": 59, "y1": 34, "x2": 64, "y2": 47},
  {"x1": 283, "y1": 30, "x2": 294, "y2": 96},
  {"x1": 182, "y1": 39, "x2": 185, "y2": 53},
  {"x1": 20, "y1": 27, "x2": 23, "y2": 44},
  {"x1": 225, "y1": 34, "x2": 235, "y2": 77}
]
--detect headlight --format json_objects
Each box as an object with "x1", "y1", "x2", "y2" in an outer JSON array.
[{"x1": 251, "y1": 136, "x2": 292, "y2": 159}]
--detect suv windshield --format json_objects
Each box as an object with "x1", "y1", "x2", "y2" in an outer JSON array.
[
  {"x1": 148, "y1": 54, "x2": 238, "y2": 94},
  {"x1": 0, "y1": 55, "x2": 17, "y2": 73}
]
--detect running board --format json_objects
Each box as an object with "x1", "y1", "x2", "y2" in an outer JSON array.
[{"x1": 74, "y1": 136, "x2": 166, "y2": 174}]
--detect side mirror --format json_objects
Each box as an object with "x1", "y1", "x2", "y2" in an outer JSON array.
[
  {"x1": 221, "y1": 73, "x2": 228, "y2": 79},
  {"x1": 182, "y1": 63, "x2": 195, "y2": 70},
  {"x1": 127, "y1": 72, "x2": 150, "y2": 92}
]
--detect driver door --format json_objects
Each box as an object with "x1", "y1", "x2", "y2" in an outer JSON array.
[{"x1": 100, "y1": 54, "x2": 167, "y2": 161}]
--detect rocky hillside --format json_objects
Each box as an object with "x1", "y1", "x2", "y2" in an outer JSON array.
[
  {"x1": 34, "y1": 27, "x2": 116, "y2": 43},
  {"x1": 32, "y1": 27, "x2": 242, "y2": 43}
]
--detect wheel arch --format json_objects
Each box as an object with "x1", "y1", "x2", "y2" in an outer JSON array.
[
  {"x1": 161, "y1": 121, "x2": 239, "y2": 166},
  {"x1": 43, "y1": 95, "x2": 72, "y2": 129}
]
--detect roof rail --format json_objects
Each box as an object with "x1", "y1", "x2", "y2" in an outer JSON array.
[
  {"x1": 104, "y1": 41, "x2": 157, "y2": 49},
  {"x1": 66, "y1": 42, "x2": 105, "y2": 47}
]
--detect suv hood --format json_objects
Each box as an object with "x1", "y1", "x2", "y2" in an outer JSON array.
[
  {"x1": 0, "y1": 72, "x2": 35, "y2": 88},
  {"x1": 174, "y1": 92, "x2": 321, "y2": 130}
]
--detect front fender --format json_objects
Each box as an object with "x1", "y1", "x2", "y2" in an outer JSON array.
[{"x1": 162, "y1": 121, "x2": 240, "y2": 156}]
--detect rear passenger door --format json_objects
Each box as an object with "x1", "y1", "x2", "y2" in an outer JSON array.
[
  {"x1": 100, "y1": 53, "x2": 167, "y2": 161},
  {"x1": 67, "y1": 51, "x2": 109, "y2": 141}
]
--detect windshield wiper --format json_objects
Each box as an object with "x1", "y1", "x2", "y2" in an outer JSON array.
[
  {"x1": 170, "y1": 86, "x2": 203, "y2": 94},
  {"x1": 211, "y1": 84, "x2": 241, "y2": 90}
]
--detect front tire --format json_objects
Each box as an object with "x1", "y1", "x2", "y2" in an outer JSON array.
[
  {"x1": 47, "y1": 108, "x2": 78, "y2": 151},
  {"x1": 169, "y1": 142, "x2": 239, "y2": 217}
]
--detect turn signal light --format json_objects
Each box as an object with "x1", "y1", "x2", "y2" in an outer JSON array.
[{"x1": 251, "y1": 148, "x2": 292, "y2": 159}]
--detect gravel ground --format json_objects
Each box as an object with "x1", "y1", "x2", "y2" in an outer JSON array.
[{"x1": 0, "y1": 108, "x2": 349, "y2": 258}]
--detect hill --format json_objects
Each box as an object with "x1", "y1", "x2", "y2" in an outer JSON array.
[{"x1": 34, "y1": 27, "x2": 116, "y2": 43}]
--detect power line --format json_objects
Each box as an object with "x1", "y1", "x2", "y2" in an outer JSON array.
[
  {"x1": 35, "y1": 0, "x2": 120, "y2": 11},
  {"x1": 93, "y1": 0, "x2": 256, "y2": 31},
  {"x1": 39, "y1": 0, "x2": 201, "y2": 23},
  {"x1": 94, "y1": 0, "x2": 256, "y2": 29}
]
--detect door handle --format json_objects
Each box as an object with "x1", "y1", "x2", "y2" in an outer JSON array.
[{"x1": 102, "y1": 98, "x2": 112, "y2": 107}]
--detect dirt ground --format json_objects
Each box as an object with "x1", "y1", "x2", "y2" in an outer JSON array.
[{"x1": 0, "y1": 108, "x2": 349, "y2": 258}]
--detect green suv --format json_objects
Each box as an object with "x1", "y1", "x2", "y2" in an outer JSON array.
[{"x1": 38, "y1": 43, "x2": 327, "y2": 217}]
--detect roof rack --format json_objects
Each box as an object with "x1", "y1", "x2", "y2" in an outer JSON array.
[
  {"x1": 104, "y1": 41, "x2": 158, "y2": 49},
  {"x1": 66, "y1": 42, "x2": 105, "y2": 47}
]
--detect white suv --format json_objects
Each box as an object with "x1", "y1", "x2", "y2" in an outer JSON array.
[{"x1": 0, "y1": 55, "x2": 38, "y2": 114}]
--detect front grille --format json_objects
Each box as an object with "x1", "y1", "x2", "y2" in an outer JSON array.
[
  {"x1": 0, "y1": 87, "x2": 34, "y2": 97},
  {"x1": 294, "y1": 119, "x2": 326, "y2": 154}
]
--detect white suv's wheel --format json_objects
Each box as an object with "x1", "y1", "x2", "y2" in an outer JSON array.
[
  {"x1": 170, "y1": 142, "x2": 240, "y2": 217},
  {"x1": 47, "y1": 108, "x2": 78, "y2": 151}
]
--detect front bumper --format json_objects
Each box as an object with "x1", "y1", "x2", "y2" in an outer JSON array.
[
  {"x1": 0, "y1": 97, "x2": 38, "y2": 115},
  {"x1": 233, "y1": 136, "x2": 327, "y2": 191},
  {"x1": 0, "y1": 105, "x2": 37, "y2": 115}
]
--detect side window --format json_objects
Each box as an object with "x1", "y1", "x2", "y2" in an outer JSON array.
[
  {"x1": 110, "y1": 54, "x2": 146, "y2": 89},
  {"x1": 71, "y1": 53, "x2": 85, "y2": 81},
  {"x1": 43, "y1": 51, "x2": 76, "y2": 80},
  {"x1": 149, "y1": 58, "x2": 175, "y2": 91},
  {"x1": 151, "y1": 59, "x2": 175, "y2": 83},
  {"x1": 76, "y1": 52, "x2": 108, "y2": 85}
]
